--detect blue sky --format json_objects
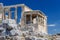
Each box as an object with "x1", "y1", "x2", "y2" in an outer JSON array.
[{"x1": 0, "y1": 0, "x2": 60, "y2": 34}]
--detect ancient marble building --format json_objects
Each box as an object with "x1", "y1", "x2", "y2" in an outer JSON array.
[
  {"x1": 20, "y1": 8, "x2": 47, "y2": 35},
  {"x1": 0, "y1": 3, "x2": 48, "y2": 40},
  {"x1": 0, "y1": 3, "x2": 47, "y2": 34}
]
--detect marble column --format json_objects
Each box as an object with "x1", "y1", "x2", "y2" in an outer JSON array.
[
  {"x1": 8, "y1": 8, "x2": 11, "y2": 19},
  {"x1": 25, "y1": 14, "x2": 26, "y2": 25},
  {"x1": 21, "y1": 6, "x2": 24, "y2": 19},
  {"x1": 15, "y1": 7, "x2": 17, "y2": 23},
  {"x1": 2, "y1": 8, "x2": 5, "y2": 20},
  {"x1": 3, "y1": 8, "x2": 7, "y2": 20},
  {"x1": 37, "y1": 15, "x2": 38, "y2": 24},
  {"x1": 30, "y1": 14, "x2": 32, "y2": 24}
]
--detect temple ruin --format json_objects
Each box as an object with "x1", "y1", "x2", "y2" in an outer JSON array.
[{"x1": 0, "y1": 3, "x2": 48, "y2": 40}]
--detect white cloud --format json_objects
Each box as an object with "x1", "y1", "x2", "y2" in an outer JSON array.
[{"x1": 48, "y1": 24, "x2": 56, "y2": 27}]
